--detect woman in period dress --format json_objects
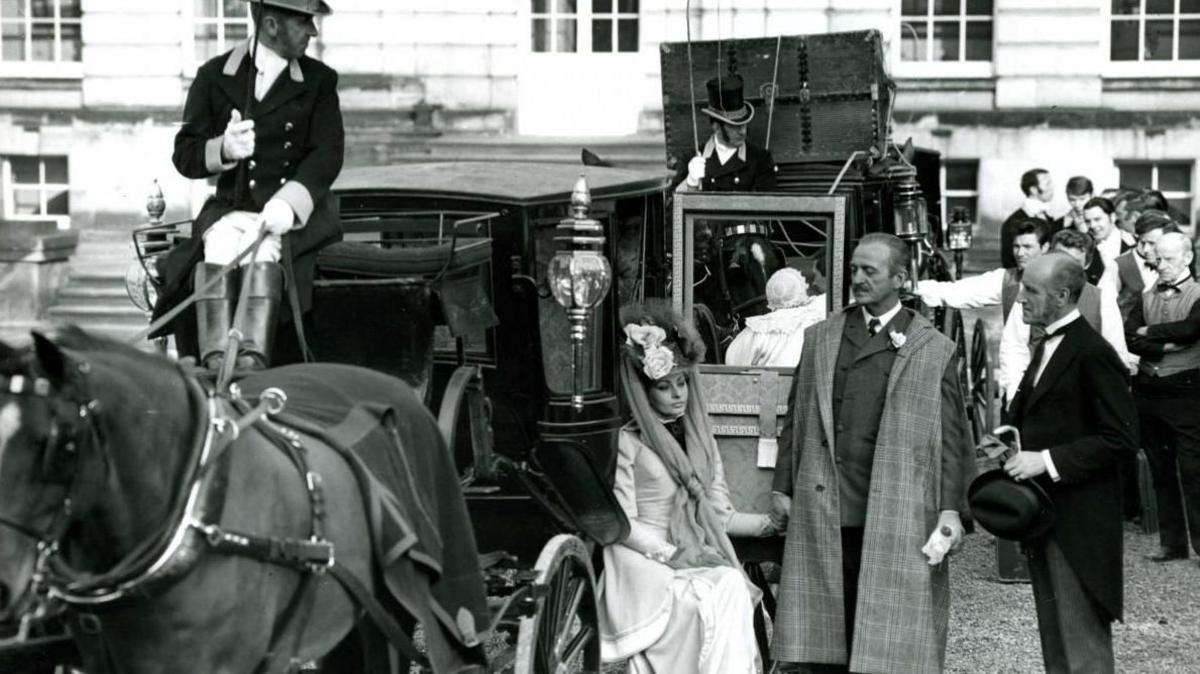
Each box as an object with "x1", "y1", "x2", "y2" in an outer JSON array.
[
  {"x1": 600, "y1": 302, "x2": 779, "y2": 674},
  {"x1": 724, "y1": 267, "x2": 826, "y2": 368}
]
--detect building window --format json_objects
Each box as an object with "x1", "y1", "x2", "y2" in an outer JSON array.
[
  {"x1": 0, "y1": 0, "x2": 82, "y2": 63},
  {"x1": 1117, "y1": 161, "x2": 1194, "y2": 224},
  {"x1": 900, "y1": 0, "x2": 993, "y2": 63},
  {"x1": 1111, "y1": 0, "x2": 1200, "y2": 62},
  {"x1": 2, "y1": 155, "x2": 69, "y2": 225},
  {"x1": 942, "y1": 159, "x2": 980, "y2": 227},
  {"x1": 193, "y1": 0, "x2": 251, "y2": 65},
  {"x1": 531, "y1": 0, "x2": 639, "y2": 53}
]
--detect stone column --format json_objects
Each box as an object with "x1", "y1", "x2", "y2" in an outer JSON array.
[{"x1": 0, "y1": 220, "x2": 79, "y2": 345}]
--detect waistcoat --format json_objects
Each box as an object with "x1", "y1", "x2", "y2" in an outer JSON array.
[{"x1": 1141, "y1": 278, "x2": 1200, "y2": 376}]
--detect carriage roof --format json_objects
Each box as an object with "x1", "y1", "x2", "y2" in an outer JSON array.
[{"x1": 333, "y1": 162, "x2": 670, "y2": 206}]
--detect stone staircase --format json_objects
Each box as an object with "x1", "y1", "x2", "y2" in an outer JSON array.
[{"x1": 46, "y1": 229, "x2": 151, "y2": 344}]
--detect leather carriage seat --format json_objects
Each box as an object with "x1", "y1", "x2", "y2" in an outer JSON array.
[{"x1": 316, "y1": 237, "x2": 492, "y2": 280}]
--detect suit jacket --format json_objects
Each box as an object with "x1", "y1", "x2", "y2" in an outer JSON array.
[
  {"x1": 1008, "y1": 317, "x2": 1137, "y2": 622},
  {"x1": 772, "y1": 307, "x2": 970, "y2": 673},
  {"x1": 672, "y1": 136, "x2": 777, "y2": 193},
  {"x1": 152, "y1": 41, "x2": 345, "y2": 335},
  {"x1": 999, "y1": 207, "x2": 1061, "y2": 268}
]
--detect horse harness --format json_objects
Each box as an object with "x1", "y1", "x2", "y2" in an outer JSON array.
[{"x1": 0, "y1": 366, "x2": 431, "y2": 672}]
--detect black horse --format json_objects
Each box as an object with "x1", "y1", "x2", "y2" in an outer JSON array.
[{"x1": 691, "y1": 221, "x2": 784, "y2": 363}]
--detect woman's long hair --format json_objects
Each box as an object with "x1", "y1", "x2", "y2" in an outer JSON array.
[{"x1": 619, "y1": 302, "x2": 739, "y2": 566}]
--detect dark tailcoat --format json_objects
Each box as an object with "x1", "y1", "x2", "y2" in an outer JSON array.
[
  {"x1": 1007, "y1": 317, "x2": 1138, "y2": 621},
  {"x1": 151, "y1": 41, "x2": 345, "y2": 338},
  {"x1": 672, "y1": 136, "x2": 777, "y2": 193}
]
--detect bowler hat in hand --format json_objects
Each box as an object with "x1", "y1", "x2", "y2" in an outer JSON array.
[
  {"x1": 968, "y1": 469, "x2": 1055, "y2": 541},
  {"x1": 701, "y1": 74, "x2": 755, "y2": 126}
]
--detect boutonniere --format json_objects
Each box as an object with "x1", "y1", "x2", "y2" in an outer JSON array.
[{"x1": 888, "y1": 330, "x2": 907, "y2": 351}]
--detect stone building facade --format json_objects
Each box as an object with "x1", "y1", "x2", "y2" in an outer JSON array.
[{"x1": 1, "y1": 0, "x2": 1198, "y2": 266}]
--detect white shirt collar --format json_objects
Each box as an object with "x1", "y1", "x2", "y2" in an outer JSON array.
[
  {"x1": 863, "y1": 301, "x2": 903, "y2": 332},
  {"x1": 1044, "y1": 308, "x2": 1080, "y2": 337},
  {"x1": 1021, "y1": 197, "x2": 1048, "y2": 218}
]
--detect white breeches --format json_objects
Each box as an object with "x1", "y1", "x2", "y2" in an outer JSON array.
[
  {"x1": 202, "y1": 210, "x2": 282, "y2": 265},
  {"x1": 627, "y1": 566, "x2": 760, "y2": 674}
]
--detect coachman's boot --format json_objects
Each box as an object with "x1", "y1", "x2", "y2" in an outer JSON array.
[
  {"x1": 233, "y1": 261, "x2": 284, "y2": 370},
  {"x1": 194, "y1": 263, "x2": 238, "y2": 371}
]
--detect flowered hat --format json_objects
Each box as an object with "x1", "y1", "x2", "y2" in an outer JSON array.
[{"x1": 620, "y1": 302, "x2": 706, "y2": 380}]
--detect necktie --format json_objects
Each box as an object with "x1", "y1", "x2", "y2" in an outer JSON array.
[
  {"x1": 1022, "y1": 328, "x2": 1057, "y2": 390},
  {"x1": 867, "y1": 317, "x2": 882, "y2": 336}
]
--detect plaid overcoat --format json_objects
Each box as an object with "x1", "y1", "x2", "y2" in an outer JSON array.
[{"x1": 772, "y1": 308, "x2": 964, "y2": 673}]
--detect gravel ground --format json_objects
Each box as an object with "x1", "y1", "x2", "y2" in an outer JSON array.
[{"x1": 597, "y1": 527, "x2": 1200, "y2": 673}]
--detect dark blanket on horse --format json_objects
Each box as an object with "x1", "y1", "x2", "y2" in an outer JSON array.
[{"x1": 237, "y1": 363, "x2": 488, "y2": 673}]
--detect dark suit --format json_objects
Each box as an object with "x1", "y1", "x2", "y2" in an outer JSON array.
[
  {"x1": 152, "y1": 40, "x2": 345, "y2": 350},
  {"x1": 1000, "y1": 207, "x2": 1061, "y2": 268},
  {"x1": 673, "y1": 136, "x2": 777, "y2": 193},
  {"x1": 1008, "y1": 317, "x2": 1138, "y2": 673},
  {"x1": 1115, "y1": 251, "x2": 1150, "y2": 323}
]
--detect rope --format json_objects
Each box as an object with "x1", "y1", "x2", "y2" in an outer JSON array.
[
  {"x1": 765, "y1": 34, "x2": 782, "y2": 150},
  {"x1": 716, "y1": 0, "x2": 723, "y2": 100},
  {"x1": 685, "y1": 0, "x2": 700, "y2": 155}
]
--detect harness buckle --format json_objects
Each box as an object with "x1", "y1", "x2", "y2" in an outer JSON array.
[
  {"x1": 261, "y1": 388, "x2": 288, "y2": 416},
  {"x1": 306, "y1": 538, "x2": 335, "y2": 575}
]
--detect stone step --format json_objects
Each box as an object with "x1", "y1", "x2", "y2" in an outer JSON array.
[
  {"x1": 47, "y1": 303, "x2": 148, "y2": 328},
  {"x1": 35, "y1": 320, "x2": 154, "y2": 346},
  {"x1": 56, "y1": 284, "x2": 133, "y2": 308},
  {"x1": 65, "y1": 271, "x2": 129, "y2": 292}
]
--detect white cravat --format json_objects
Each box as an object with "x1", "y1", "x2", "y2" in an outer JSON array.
[
  {"x1": 1096, "y1": 230, "x2": 1122, "y2": 264},
  {"x1": 253, "y1": 42, "x2": 289, "y2": 101},
  {"x1": 1032, "y1": 309, "x2": 1080, "y2": 386},
  {"x1": 713, "y1": 135, "x2": 738, "y2": 165},
  {"x1": 1021, "y1": 197, "x2": 1049, "y2": 219}
]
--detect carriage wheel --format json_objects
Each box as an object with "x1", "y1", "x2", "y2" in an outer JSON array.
[
  {"x1": 514, "y1": 535, "x2": 600, "y2": 674},
  {"x1": 967, "y1": 318, "x2": 996, "y2": 444}
]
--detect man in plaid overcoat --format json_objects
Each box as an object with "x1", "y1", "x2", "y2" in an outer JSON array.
[{"x1": 770, "y1": 234, "x2": 972, "y2": 673}]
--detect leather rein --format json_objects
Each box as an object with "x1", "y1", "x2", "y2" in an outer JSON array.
[{"x1": 0, "y1": 365, "x2": 431, "y2": 669}]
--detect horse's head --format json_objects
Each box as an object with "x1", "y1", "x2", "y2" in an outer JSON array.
[
  {"x1": 723, "y1": 232, "x2": 784, "y2": 321},
  {"x1": 0, "y1": 333, "x2": 97, "y2": 623}
]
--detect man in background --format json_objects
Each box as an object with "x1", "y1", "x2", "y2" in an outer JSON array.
[
  {"x1": 1000, "y1": 168, "x2": 1060, "y2": 268},
  {"x1": 1062, "y1": 175, "x2": 1094, "y2": 233}
]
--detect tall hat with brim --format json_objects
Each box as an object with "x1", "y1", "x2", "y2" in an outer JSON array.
[
  {"x1": 244, "y1": 0, "x2": 332, "y2": 15},
  {"x1": 701, "y1": 74, "x2": 755, "y2": 126},
  {"x1": 968, "y1": 469, "x2": 1056, "y2": 541}
]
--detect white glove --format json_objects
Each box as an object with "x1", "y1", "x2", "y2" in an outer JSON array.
[
  {"x1": 686, "y1": 155, "x2": 706, "y2": 187},
  {"x1": 257, "y1": 198, "x2": 296, "y2": 236},
  {"x1": 221, "y1": 109, "x2": 256, "y2": 162}
]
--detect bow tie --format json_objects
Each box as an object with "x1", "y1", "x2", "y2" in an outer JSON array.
[{"x1": 1157, "y1": 280, "x2": 1188, "y2": 293}]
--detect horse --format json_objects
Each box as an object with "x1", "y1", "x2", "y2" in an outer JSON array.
[
  {"x1": 691, "y1": 221, "x2": 785, "y2": 362},
  {"x1": 0, "y1": 327, "x2": 486, "y2": 673}
]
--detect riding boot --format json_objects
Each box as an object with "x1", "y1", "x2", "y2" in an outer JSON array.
[
  {"x1": 193, "y1": 262, "x2": 238, "y2": 371},
  {"x1": 233, "y1": 261, "x2": 284, "y2": 370}
]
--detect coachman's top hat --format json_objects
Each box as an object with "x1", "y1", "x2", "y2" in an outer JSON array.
[
  {"x1": 701, "y1": 74, "x2": 755, "y2": 126},
  {"x1": 968, "y1": 469, "x2": 1056, "y2": 541},
  {"x1": 244, "y1": 0, "x2": 332, "y2": 16}
]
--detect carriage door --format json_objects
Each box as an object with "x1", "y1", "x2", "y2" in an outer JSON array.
[{"x1": 516, "y1": 0, "x2": 643, "y2": 136}]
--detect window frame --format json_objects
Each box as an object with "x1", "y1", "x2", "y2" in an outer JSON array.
[
  {"x1": 182, "y1": 0, "x2": 253, "y2": 76},
  {"x1": 892, "y1": 0, "x2": 994, "y2": 79},
  {"x1": 0, "y1": 0, "x2": 83, "y2": 79},
  {"x1": 1, "y1": 154, "x2": 70, "y2": 227},
  {"x1": 527, "y1": 0, "x2": 640, "y2": 55},
  {"x1": 1106, "y1": 0, "x2": 1200, "y2": 77},
  {"x1": 1116, "y1": 159, "x2": 1196, "y2": 224},
  {"x1": 940, "y1": 158, "x2": 981, "y2": 234}
]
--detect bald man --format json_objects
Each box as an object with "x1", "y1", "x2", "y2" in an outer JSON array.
[
  {"x1": 1126, "y1": 231, "x2": 1200, "y2": 564},
  {"x1": 1007, "y1": 253, "x2": 1137, "y2": 674}
]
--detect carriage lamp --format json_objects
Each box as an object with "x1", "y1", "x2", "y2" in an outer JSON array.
[
  {"x1": 892, "y1": 172, "x2": 929, "y2": 292},
  {"x1": 546, "y1": 174, "x2": 613, "y2": 410},
  {"x1": 946, "y1": 207, "x2": 974, "y2": 280}
]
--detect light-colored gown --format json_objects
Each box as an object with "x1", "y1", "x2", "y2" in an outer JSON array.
[
  {"x1": 599, "y1": 426, "x2": 770, "y2": 674},
  {"x1": 724, "y1": 299, "x2": 827, "y2": 368}
]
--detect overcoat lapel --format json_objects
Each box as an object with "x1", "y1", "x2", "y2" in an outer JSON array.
[
  {"x1": 814, "y1": 311, "x2": 845, "y2": 461},
  {"x1": 1022, "y1": 319, "x2": 1085, "y2": 411},
  {"x1": 215, "y1": 43, "x2": 254, "y2": 114},
  {"x1": 214, "y1": 40, "x2": 309, "y2": 118}
]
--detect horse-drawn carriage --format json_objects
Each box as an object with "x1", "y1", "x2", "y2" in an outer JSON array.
[{"x1": 0, "y1": 28, "x2": 998, "y2": 674}]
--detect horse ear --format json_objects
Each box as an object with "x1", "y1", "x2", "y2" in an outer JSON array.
[{"x1": 31, "y1": 331, "x2": 71, "y2": 383}]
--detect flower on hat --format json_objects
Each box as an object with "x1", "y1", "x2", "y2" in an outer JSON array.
[{"x1": 624, "y1": 323, "x2": 677, "y2": 380}]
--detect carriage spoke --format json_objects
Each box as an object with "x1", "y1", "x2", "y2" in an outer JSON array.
[
  {"x1": 552, "y1": 577, "x2": 587, "y2": 657},
  {"x1": 556, "y1": 625, "x2": 595, "y2": 674}
]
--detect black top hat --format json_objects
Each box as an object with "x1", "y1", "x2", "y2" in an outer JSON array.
[
  {"x1": 701, "y1": 74, "x2": 754, "y2": 126},
  {"x1": 968, "y1": 469, "x2": 1056, "y2": 541},
  {"x1": 244, "y1": 0, "x2": 332, "y2": 16}
]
